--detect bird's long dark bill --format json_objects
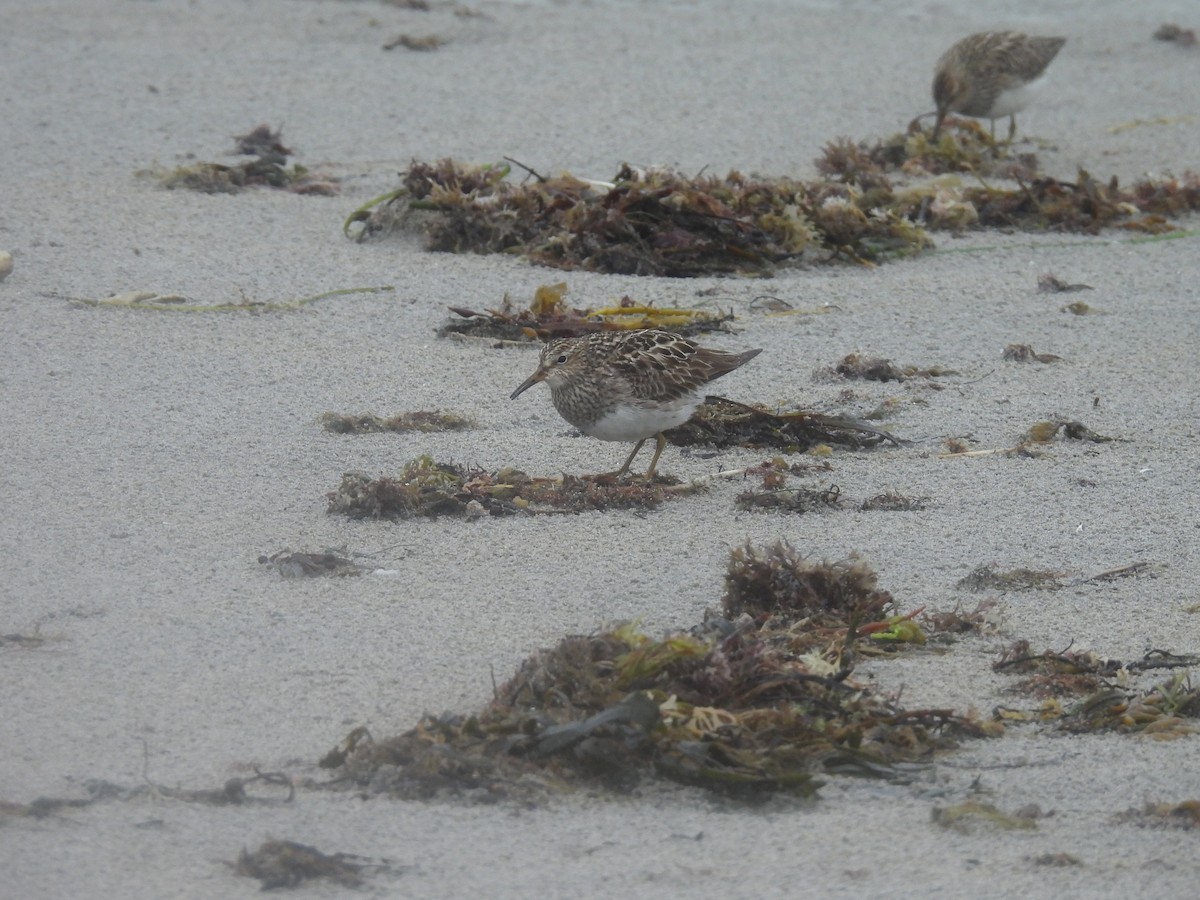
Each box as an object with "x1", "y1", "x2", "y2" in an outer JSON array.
[{"x1": 509, "y1": 369, "x2": 546, "y2": 399}]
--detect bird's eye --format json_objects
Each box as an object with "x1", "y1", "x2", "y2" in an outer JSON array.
[{"x1": 556, "y1": 354, "x2": 568, "y2": 364}]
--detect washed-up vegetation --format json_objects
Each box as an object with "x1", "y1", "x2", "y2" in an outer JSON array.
[
  {"x1": 344, "y1": 126, "x2": 1200, "y2": 276},
  {"x1": 438, "y1": 282, "x2": 734, "y2": 341},
  {"x1": 318, "y1": 542, "x2": 984, "y2": 802},
  {"x1": 150, "y1": 124, "x2": 338, "y2": 195}
]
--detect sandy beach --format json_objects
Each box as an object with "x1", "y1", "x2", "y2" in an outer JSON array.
[{"x1": 2, "y1": 0, "x2": 1199, "y2": 896}]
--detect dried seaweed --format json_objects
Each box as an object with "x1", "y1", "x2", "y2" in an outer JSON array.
[
  {"x1": 347, "y1": 140, "x2": 1200, "y2": 276},
  {"x1": 1062, "y1": 673, "x2": 1200, "y2": 737},
  {"x1": 736, "y1": 485, "x2": 844, "y2": 514},
  {"x1": 1031, "y1": 853, "x2": 1082, "y2": 867},
  {"x1": 326, "y1": 456, "x2": 698, "y2": 519},
  {"x1": 1, "y1": 769, "x2": 293, "y2": 820},
  {"x1": 1002, "y1": 344, "x2": 1063, "y2": 363},
  {"x1": 922, "y1": 599, "x2": 999, "y2": 636},
  {"x1": 1116, "y1": 800, "x2": 1200, "y2": 829},
  {"x1": 722, "y1": 542, "x2": 891, "y2": 622},
  {"x1": 664, "y1": 396, "x2": 902, "y2": 453},
  {"x1": 234, "y1": 124, "x2": 291, "y2": 156},
  {"x1": 320, "y1": 410, "x2": 474, "y2": 434},
  {"x1": 320, "y1": 545, "x2": 983, "y2": 802},
  {"x1": 834, "y1": 353, "x2": 956, "y2": 382},
  {"x1": 259, "y1": 550, "x2": 366, "y2": 578},
  {"x1": 859, "y1": 491, "x2": 930, "y2": 511},
  {"x1": 994, "y1": 643, "x2": 1107, "y2": 698},
  {"x1": 68, "y1": 285, "x2": 394, "y2": 313},
  {"x1": 932, "y1": 800, "x2": 1040, "y2": 833},
  {"x1": 992, "y1": 643, "x2": 1200, "y2": 736},
  {"x1": 439, "y1": 282, "x2": 734, "y2": 341},
  {"x1": 1024, "y1": 420, "x2": 1115, "y2": 444},
  {"x1": 1037, "y1": 273, "x2": 1093, "y2": 293},
  {"x1": 1153, "y1": 23, "x2": 1197, "y2": 47},
  {"x1": 383, "y1": 33, "x2": 446, "y2": 50},
  {"x1": 957, "y1": 565, "x2": 1064, "y2": 592},
  {"x1": 234, "y1": 840, "x2": 370, "y2": 889},
  {"x1": 346, "y1": 159, "x2": 932, "y2": 274},
  {"x1": 0, "y1": 632, "x2": 48, "y2": 649},
  {"x1": 153, "y1": 125, "x2": 337, "y2": 195}
]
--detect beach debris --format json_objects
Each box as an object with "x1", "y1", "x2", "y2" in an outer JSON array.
[
  {"x1": 1024, "y1": 420, "x2": 1114, "y2": 444},
  {"x1": 151, "y1": 125, "x2": 338, "y2": 195},
  {"x1": 345, "y1": 140, "x2": 1200, "y2": 274},
  {"x1": 921, "y1": 599, "x2": 1000, "y2": 637},
  {"x1": 0, "y1": 251, "x2": 12, "y2": 281},
  {"x1": 69, "y1": 285, "x2": 393, "y2": 312},
  {"x1": 993, "y1": 643, "x2": 1200, "y2": 736},
  {"x1": 1031, "y1": 853, "x2": 1083, "y2": 867},
  {"x1": 320, "y1": 410, "x2": 474, "y2": 434},
  {"x1": 1062, "y1": 673, "x2": 1200, "y2": 737},
  {"x1": 957, "y1": 565, "x2": 1064, "y2": 592},
  {"x1": 233, "y1": 124, "x2": 291, "y2": 156},
  {"x1": 939, "y1": 418, "x2": 1116, "y2": 459},
  {"x1": 833, "y1": 353, "x2": 956, "y2": 382},
  {"x1": 994, "y1": 641, "x2": 1106, "y2": 698},
  {"x1": 1, "y1": 631, "x2": 50, "y2": 648},
  {"x1": 664, "y1": 396, "x2": 902, "y2": 453},
  {"x1": 319, "y1": 544, "x2": 986, "y2": 802},
  {"x1": 859, "y1": 491, "x2": 931, "y2": 512},
  {"x1": 0, "y1": 768, "x2": 293, "y2": 820},
  {"x1": 1116, "y1": 800, "x2": 1200, "y2": 829},
  {"x1": 234, "y1": 840, "x2": 371, "y2": 890},
  {"x1": 736, "y1": 483, "x2": 844, "y2": 514},
  {"x1": 1037, "y1": 272, "x2": 1093, "y2": 293},
  {"x1": 326, "y1": 456, "x2": 699, "y2": 518},
  {"x1": 932, "y1": 800, "x2": 1040, "y2": 833},
  {"x1": 384, "y1": 33, "x2": 446, "y2": 50},
  {"x1": 1061, "y1": 299, "x2": 1098, "y2": 315},
  {"x1": 1153, "y1": 23, "x2": 1197, "y2": 47},
  {"x1": 259, "y1": 550, "x2": 367, "y2": 578},
  {"x1": 1002, "y1": 344, "x2": 1063, "y2": 363},
  {"x1": 439, "y1": 282, "x2": 734, "y2": 341},
  {"x1": 731, "y1": 466, "x2": 927, "y2": 516},
  {"x1": 345, "y1": 158, "x2": 932, "y2": 273}
]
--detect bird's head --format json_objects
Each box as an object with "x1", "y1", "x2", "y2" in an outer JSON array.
[{"x1": 509, "y1": 338, "x2": 579, "y2": 399}]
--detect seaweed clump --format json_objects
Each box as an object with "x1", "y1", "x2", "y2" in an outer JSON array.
[
  {"x1": 346, "y1": 159, "x2": 931, "y2": 275},
  {"x1": 665, "y1": 396, "x2": 902, "y2": 453},
  {"x1": 326, "y1": 456, "x2": 696, "y2": 519},
  {"x1": 821, "y1": 125, "x2": 1200, "y2": 234},
  {"x1": 834, "y1": 352, "x2": 956, "y2": 382},
  {"x1": 320, "y1": 543, "x2": 982, "y2": 802},
  {"x1": 320, "y1": 410, "x2": 474, "y2": 434},
  {"x1": 154, "y1": 124, "x2": 337, "y2": 195},
  {"x1": 234, "y1": 840, "x2": 369, "y2": 890},
  {"x1": 439, "y1": 281, "x2": 734, "y2": 342},
  {"x1": 258, "y1": 550, "x2": 366, "y2": 578},
  {"x1": 992, "y1": 643, "x2": 1200, "y2": 737}
]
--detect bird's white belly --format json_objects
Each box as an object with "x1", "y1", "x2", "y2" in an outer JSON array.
[
  {"x1": 582, "y1": 397, "x2": 701, "y2": 442},
  {"x1": 988, "y1": 75, "x2": 1045, "y2": 118}
]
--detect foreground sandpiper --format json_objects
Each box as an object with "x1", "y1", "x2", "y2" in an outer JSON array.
[
  {"x1": 510, "y1": 329, "x2": 762, "y2": 478},
  {"x1": 931, "y1": 31, "x2": 1066, "y2": 142}
]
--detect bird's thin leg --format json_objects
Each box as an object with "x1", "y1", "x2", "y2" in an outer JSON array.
[
  {"x1": 613, "y1": 438, "x2": 647, "y2": 478},
  {"x1": 643, "y1": 433, "x2": 667, "y2": 479}
]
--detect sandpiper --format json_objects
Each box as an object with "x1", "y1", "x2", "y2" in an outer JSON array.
[
  {"x1": 510, "y1": 329, "x2": 762, "y2": 478},
  {"x1": 931, "y1": 31, "x2": 1066, "y2": 142}
]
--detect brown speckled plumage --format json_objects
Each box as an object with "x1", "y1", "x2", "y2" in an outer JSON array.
[
  {"x1": 510, "y1": 329, "x2": 761, "y2": 477},
  {"x1": 933, "y1": 31, "x2": 1066, "y2": 140}
]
